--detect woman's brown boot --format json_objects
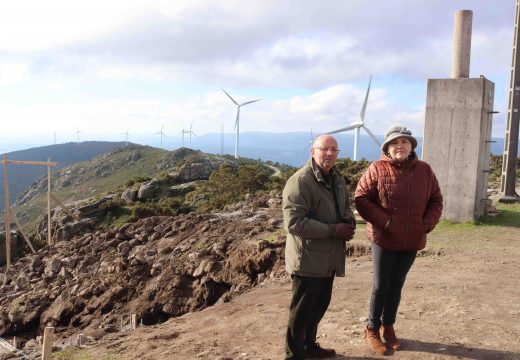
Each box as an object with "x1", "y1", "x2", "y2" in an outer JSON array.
[
  {"x1": 363, "y1": 326, "x2": 387, "y2": 355},
  {"x1": 380, "y1": 324, "x2": 400, "y2": 350}
]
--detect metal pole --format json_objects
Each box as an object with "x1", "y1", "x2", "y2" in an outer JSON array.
[{"x1": 499, "y1": 0, "x2": 520, "y2": 202}]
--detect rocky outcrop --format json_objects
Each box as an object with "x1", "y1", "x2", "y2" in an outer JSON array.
[{"x1": 177, "y1": 162, "x2": 212, "y2": 182}]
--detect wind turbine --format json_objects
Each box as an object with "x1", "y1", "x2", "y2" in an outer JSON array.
[
  {"x1": 154, "y1": 124, "x2": 167, "y2": 149},
  {"x1": 75, "y1": 127, "x2": 82, "y2": 144},
  {"x1": 222, "y1": 89, "x2": 261, "y2": 159},
  {"x1": 326, "y1": 75, "x2": 380, "y2": 160},
  {"x1": 123, "y1": 129, "x2": 129, "y2": 147},
  {"x1": 183, "y1": 121, "x2": 197, "y2": 148}
]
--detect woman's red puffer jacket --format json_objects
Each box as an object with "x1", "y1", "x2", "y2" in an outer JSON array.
[{"x1": 354, "y1": 153, "x2": 443, "y2": 251}]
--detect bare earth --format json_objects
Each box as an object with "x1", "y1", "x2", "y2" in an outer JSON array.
[{"x1": 81, "y1": 223, "x2": 520, "y2": 360}]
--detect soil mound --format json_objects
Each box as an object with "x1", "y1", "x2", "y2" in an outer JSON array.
[{"x1": 0, "y1": 194, "x2": 285, "y2": 344}]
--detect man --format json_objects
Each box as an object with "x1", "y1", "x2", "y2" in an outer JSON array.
[{"x1": 283, "y1": 134, "x2": 356, "y2": 359}]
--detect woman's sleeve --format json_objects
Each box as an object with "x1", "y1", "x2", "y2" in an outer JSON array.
[{"x1": 354, "y1": 164, "x2": 390, "y2": 230}]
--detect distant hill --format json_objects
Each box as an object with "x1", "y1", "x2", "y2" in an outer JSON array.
[
  {"x1": 168, "y1": 131, "x2": 513, "y2": 167},
  {"x1": 0, "y1": 141, "x2": 128, "y2": 211}
]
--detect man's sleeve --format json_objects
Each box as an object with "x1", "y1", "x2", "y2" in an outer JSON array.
[{"x1": 282, "y1": 175, "x2": 331, "y2": 239}]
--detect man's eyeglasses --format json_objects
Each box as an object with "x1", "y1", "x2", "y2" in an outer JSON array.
[{"x1": 314, "y1": 147, "x2": 340, "y2": 154}]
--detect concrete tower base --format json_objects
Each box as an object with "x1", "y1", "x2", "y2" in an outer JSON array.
[{"x1": 422, "y1": 77, "x2": 495, "y2": 222}]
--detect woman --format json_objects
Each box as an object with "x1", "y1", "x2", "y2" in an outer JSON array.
[{"x1": 354, "y1": 125, "x2": 443, "y2": 355}]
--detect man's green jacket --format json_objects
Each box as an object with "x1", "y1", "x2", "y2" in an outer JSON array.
[{"x1": 282, "y1": 159, "x2": 355, "y2": 277}]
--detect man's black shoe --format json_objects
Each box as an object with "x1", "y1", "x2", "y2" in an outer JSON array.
[{"x1": 305, "y1": 342, "x2": 336, "y2": 359}]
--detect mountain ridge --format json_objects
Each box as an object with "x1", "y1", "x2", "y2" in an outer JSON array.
[{"x1": 1, "y1": 141, "x2": 129, "y2": 212}]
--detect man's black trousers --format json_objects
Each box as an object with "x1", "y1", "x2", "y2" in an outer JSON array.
[{"x1": 285, "y1": 274, "x2": 334, "y2": 360}]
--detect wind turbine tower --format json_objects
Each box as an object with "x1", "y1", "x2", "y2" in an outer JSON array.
[
  {"x1": 306, "y1": 129, "x2": 315, "y2": 149},
  {"x1": 185, "y1": 121, "x2": 197, "y2": 148},
  {"x1": 327, "y1": 76, "x2": 380, "y2": 160},
  {"x1": 123, "y1": 129, "x2": 129, "y2": 147},
  {"x1": 222, "y1": 89, "x2": 261, "y2": 159},
  {"x1": 75, "y1": 127, "x2": 82, "y2": 144},
  {"x1": 154, "y1": 124, "x2": 167, "y2": 149},
  {"x1": 221, "y1": 123, "x2": 224, "y2": 155}
]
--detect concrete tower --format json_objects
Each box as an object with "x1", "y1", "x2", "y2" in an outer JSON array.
[{"x1": 422, "y1": 10, "x2": 496, "y2": 222}]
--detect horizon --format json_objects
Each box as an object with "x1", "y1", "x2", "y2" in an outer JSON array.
[{"x1": 1, "y1": 132, "x2": 515, "y2": 168}]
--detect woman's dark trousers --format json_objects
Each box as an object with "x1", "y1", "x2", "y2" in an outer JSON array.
[
  {"x1": 285, "y1": 275, "x2": 334, "y2": 360},
  {"x1": 368, "y1": 242, "x2": 417, "y2": 330}
]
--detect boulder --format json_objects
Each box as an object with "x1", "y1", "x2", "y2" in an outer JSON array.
[
  {"x1": 74, "y1": 197, "x2": 111, "y2": 218},
  {"x1": 166, "y1": 181, "x2": 197, "y2": 196},
  {"x1": 137, "y1": 179, "x2": 162, "y2": 200},
  {"x1": 55, "y1": 219, "x2": 95, "y2": 242},
  {"x1": 121, "y1": 189, "x2": 138, "y2": 202},
  {"x1": 178, "y1": 162, "x2": 212, "y2": 181}
]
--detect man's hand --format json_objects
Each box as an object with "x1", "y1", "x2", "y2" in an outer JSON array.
[{"x1": 331, "y1": 223, "x2": 355, "y2": 241}]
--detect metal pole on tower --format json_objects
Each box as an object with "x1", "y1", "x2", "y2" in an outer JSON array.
[{"x1": 499, "y1": 0, "x2": 520, "y2": 202}]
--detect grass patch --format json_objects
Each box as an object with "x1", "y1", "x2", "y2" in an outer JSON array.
[
  {"x1": 435, "y1": 202, "x2": 520, "y2": 229},
  {"x1": 479, "y1": 202, "x2": 520, "y2": 227},
  {"x1": 352, "y1": 203, "x2": 520, "y2": 255}
]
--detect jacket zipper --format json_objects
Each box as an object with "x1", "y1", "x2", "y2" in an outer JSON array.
[
  {"x1": 404, "y1": 163, "x2": 410, "y2": 249},
  {"x1": 329, "y1": 174, "x2": 342, "y2": 275}
]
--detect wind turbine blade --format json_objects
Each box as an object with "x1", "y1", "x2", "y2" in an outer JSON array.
[
  {"x1": 327, "y1": 124, "x2": 360, "y2": 134},
  {"x1": 360, "y1": 75, "x2": 372, "y2": 123},
  {"x1": 190, "y1": 121, "x2": 193, "y2": 132},
  {"x1": 192, "y1": 132, "x2": 198, "y2": 137},
  {"x1": 222, "y1": 88, "x2": 239, "y2": 105},
  {"x1": 363, "y1": 126, "x2": 380, "y2": 146},
  {"x1": 240, "y1": 99, "x2": 261, "y2": 106},
  {"x1": 163, "y1": 133, "x2": 168, "y2": 138}
]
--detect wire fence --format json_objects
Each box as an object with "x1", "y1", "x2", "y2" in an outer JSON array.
[{"x1": 0, "y1": 336, "x2": 32, "y2": 359}]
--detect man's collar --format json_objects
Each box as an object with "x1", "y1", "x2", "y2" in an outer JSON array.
[{"x1": 310, "y1": 158, "x2": 335, "y2": 181}]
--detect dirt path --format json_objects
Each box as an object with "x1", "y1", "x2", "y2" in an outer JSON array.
[{"x1": 81, "y1": 224, "x2": 520, "y2": 360}]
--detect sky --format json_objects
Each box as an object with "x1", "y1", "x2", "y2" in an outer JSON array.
[{"x1": 0, "y1": 0, "x2": 516, "y2": 152}]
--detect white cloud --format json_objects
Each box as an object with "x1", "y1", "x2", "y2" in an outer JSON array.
[
  {"x1": 0, "y1": 62, "x2": 29, "y2": 85},
  {"x1": 0, "y1": 0, "x2": 515, "y2": 146}
]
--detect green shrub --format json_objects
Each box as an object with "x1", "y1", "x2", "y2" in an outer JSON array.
[
  {"x1": 335, "y1": 158, "x2": 371, "y2": 195},
  {"x1": 192, "y1": 163, "x2": 274, "y2": 212}
]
